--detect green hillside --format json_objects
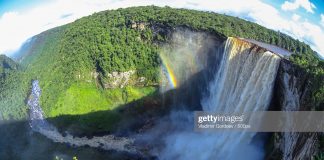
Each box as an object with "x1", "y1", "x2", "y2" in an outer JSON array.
[
  {"x1": 0, "y1": 55, "x2": 19, "y2": 76},
  {"x1": 1, "y1": 6, "x2": 323, "y2": 132},
  {"x1": 0, "y1": 55, "x2": 26, "y2": 120}
]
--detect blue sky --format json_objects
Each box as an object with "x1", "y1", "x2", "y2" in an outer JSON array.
[
  {"x1": 265, "y1": 0, "x2": 323, "y2": 27},
  {"x1": 0, "y1": 0, "x2": 49, "y2": 14},
  {"x1": 0, "y1": 0, "x2": 323, "y2": 58}
]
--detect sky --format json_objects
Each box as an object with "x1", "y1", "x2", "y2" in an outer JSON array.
[{"x1": 0, "y1": 0, "x2": 323, "y2": 58}]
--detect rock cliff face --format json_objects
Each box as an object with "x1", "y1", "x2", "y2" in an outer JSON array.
[
  {"x1": 267, "y1": 59, "x2": 318, "y2": 160},
  {"x1": 101, "y1": 70, "x2": 147, "y2": 88},
  {"x1": 74, "y1": 70, "x2": 147, "y2": 88}
]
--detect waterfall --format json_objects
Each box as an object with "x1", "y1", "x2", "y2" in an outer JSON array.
[
  {"x1": 27, "y1": 80, "x2": 136, "y2": 153},
  {"x1": 202, "y1": 37, "x2": 281, "y2": 112},
  {"x1": 202, "y1": 37, "x2": 280, "y2": 158},
  {"x1": 158, "y1": 37, "x2": 281, "y2": 160}
]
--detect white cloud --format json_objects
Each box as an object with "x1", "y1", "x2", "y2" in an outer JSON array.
[
  {"x1": 0, "y1": 0, "x2": 146, "y2": 54},
  {"x1": 292, "y1": 14, "x2": 301, "y2": 21},
  {"x1": 0, "y1": 0, "x2": 324, "y2": 57},
  {"x1": 321, "y1": 14, "x2": 324, "y2": 28},
  {"x1": 281, "y1": 0, "x2": 316, "y2": 13},
  {"x1": 300, "y1": 21, "x2": 324, "y2": 54}
]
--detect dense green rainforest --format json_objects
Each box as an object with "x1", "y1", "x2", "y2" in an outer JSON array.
[{"x1": 0, "y1": 6, "x2": 323, "y2": 133}]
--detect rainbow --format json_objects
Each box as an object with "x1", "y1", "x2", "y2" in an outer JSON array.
[{"x1": 159, "y1": 53, "x2": 178, "y2": 88}]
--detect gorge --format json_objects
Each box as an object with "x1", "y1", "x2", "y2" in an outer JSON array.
[
  {"x1": 25, "y1": 35, "x2": 319, "y2": 160},
  {"x1": 0, "y1": 6, "x2": 323, "y2": 160}
]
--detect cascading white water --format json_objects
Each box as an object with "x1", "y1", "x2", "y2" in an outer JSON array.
[
  {"x1": 202, "y1": 37, "x2": 280, "y2": 158},
  {"x1": 27, "y1": 80, "x2": 136, "y2": 153},
  {"x1": 159, "y1": 37, "x2": 281, "y2": 160},
  {"x1": 203, "y1": 37, "x2": 281, "y2": 112}
]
